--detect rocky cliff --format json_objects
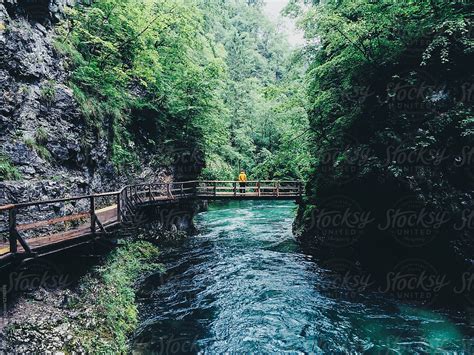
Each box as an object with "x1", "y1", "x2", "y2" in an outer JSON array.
[
  {"x1": 0, "y1": 0, "x2": 202, "y2": 208},
  {"x1": 293, "y1": 11, "x2": 474, "y2": 283}
]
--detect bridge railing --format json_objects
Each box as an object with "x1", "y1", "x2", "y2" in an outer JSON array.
[
  {"x1": 0, "y1": 180, "x2": 303, "y2": 257},
  {"x1": 0, "y1": 191, "x2": 122, "y2": 257},
  {"x1": 195, "y1": 180, "x2": 303, "y2": 197},
  {"x1": 118, "y1": 181, "x2": 197, "y2": 223}
]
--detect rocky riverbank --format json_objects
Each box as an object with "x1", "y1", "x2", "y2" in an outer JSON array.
[
  {"x1": 0, "y1": 228, "x2": 189, "y2": 353},
  {"x1": 0, "y1": 180, "x2": 206, "y2": 352}
]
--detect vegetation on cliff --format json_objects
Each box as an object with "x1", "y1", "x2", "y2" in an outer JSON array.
[
  {"x1": 0, "y1": 154, "x2": 21, "y2": 181},
  {"x1": 53, "y1": 0, "x2": 309, "y2": 180},
  {"x1": 54, "y1": 0, "x2": 222, "y2": 175},
  {"x1": 71, "y1": 240, "x2": 161, "y2": 352},
  {"x1": 289, "y1": 0, "x2": 473, "y2": 267}
]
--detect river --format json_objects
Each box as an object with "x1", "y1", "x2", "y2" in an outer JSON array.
[{"x1": 131, "y1": 201, "x2": 473, "y2": 353}]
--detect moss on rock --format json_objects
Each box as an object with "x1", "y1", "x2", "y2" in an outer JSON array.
[{"x1": 2, "y1": 240, "x2": 162, "y2": 353}]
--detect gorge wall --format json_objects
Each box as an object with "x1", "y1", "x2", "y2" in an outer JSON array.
[
  {"x1": 293, "y1": 1, "x2": 474, "y2": 283},
  {"x1": 0, "y1": 0, "x2": 203, "y2": 210}
]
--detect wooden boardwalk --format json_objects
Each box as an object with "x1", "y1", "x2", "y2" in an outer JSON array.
[
  {"x1": 0, "y1": 180, "x2": 303, "y2": 267},
  {"x1": 0, "y1": 205, "x2": 118, "y2": 256}
]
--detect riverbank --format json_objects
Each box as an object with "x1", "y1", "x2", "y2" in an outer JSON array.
[{"x1": 0, "y1": 238, "x2": 162, "y2": 353}]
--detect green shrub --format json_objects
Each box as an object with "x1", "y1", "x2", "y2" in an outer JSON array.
[
  {"x1": 40, "y1": 80, "x2": 57, "y2": 105},
  {"x1": 24, "y1": 137, "x2": 52, "y2": 162},
  {"x1": 111, "y1": 143, "x2": 138, "y2": 172},
  {"x1": 111, "y1": 122, "x2": 140, "y2": 173},
  {"x1": 35, "y1": 128, "x2": 48, "y2": 145},
  {"x1": 0, "y1": 155, "x2": 21, "y2": 181}
]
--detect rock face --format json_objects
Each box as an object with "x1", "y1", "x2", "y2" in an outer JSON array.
[
  {"x1": 0, "y1": 0, "x2": 117, "y2": 197},
  {"x1": 294, "y1": 56, "x2": 474, "y2": 282},
  {"x1": 0, "y1": 0, "x2": 202, "y2": 236}
]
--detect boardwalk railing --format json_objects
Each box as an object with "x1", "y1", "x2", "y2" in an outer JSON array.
[
  {"x1": 195, "y1": 180, "x2": 303, "y2": 197},
  {"x1": 117, "y1": 181, "x2": 197, "y2": 223},
  {"x1": 0, "y1": 180, "x2": 303, "y2": 261},
  {"x1": 0, "y1": 191, "x2": 121, "y2": 257}
]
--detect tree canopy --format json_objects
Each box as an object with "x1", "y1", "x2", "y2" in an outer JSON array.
[{"x1": 55, "y1": 0, "x2": 310, "y2": 180}]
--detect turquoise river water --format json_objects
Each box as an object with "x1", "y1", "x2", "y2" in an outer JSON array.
[{"x1": 131, "y1": 201, "x2": 473, "y2": 353}]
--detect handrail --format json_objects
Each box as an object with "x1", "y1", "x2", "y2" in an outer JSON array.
[
  {"x1": 0, "y1": 182, "x2": 192, "y2": 211},
  {"x1": 196, "y1": 180, "x2": 300, "y2": 183},
  {"x1": 0, "y1": 191, "x2": 122, "y2": 211},
  {"x1": 0, "y1": 204, "x2": 15, "y2": 212},
  {"x1": 0, "y1": 180, "x2": 303, "y2": 210},
  {"x1": 0, "y1": 180, "x2": 304, "y2": 258}
]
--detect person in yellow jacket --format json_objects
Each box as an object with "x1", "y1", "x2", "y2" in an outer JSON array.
[{"x1": 238, "y1": 170, "x2": 247, "y2": 193}]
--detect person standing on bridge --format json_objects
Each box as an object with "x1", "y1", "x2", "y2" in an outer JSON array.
[{"x1": 238, "y1": 170, "x2": 247, "y2": 194}]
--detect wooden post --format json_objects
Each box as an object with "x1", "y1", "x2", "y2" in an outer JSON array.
[
  {"x1": 233, "y1": 182, "x2": 236, "y2": 196},
  {"x1": 276, "y1": 181, "x2": 280, "y2": 197},
  {"x1": 298, "y1": 182, "x2": 303, "y2": 197},
  {"x1": 257, "y1": 181, "x2": 261, "y2": 196},
  {"x1": 167, "y1": 183, "x2": 172, "y2": 198},
  {"x1": 90, "y1": 196, "x2": 96, "y2": 234},
  {"x1": 149, "y1": 185, "x2": 152, "y2": 201},
  {"x1": 117, "y1": 193, "x2": 121, "y2": 223},
  {"x1": 9, "y1": 208, "x2": 17, "y2": 253},
  {"x1": 181, "y1": 183, "x2": 184, "y2": 196},
  {"x1": 16, "y1": 232, "x2": 32, "y2": 254},
  {"x1": 213, "y1": 182, "x2": 217, "y2": 196}
]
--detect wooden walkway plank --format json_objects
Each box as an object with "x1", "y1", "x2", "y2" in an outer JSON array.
[
  {"x1": 0, "y1": 205, "x2": 118, "y2": 255},
  {"x1": 0, "y1": 180, "x2": 304, "y2": 266}
]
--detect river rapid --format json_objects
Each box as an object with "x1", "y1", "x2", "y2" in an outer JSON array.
[{"x1": 131, "y1": 201, "x2": 473, "y2": 353}]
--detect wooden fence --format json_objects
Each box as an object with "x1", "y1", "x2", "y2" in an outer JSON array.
[{"x1": 0, "y1": 180, "x2": 303, "y2": 261}]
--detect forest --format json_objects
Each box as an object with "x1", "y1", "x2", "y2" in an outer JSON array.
[
  {"x1": 47, "y1": 0, "x2": 473, "y2": 265},
  {"x1": 49, "y1": 0, "x2": 310, "y2": 181},
  {"x1": 0, "y1": 0, "x2": 473, "y2": 352},
  {"x1": 0, "y1": 0, "x2": 471, "y2": 277},
  {"x1": 2, "y1": 0, "x2": 469, "y2": 196}
]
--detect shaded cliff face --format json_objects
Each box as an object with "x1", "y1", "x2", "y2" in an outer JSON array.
[
  {"x1": 294, "y1": 21, "x2": 474, "y2": 276},
  {"x1": 0, "y1": 0, "x2": 117, "y2": 204},
  {"x1": 0, "y1": 0, "x2": 202, "y2": 206}
]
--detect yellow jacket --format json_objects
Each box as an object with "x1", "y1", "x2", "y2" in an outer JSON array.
[{"x1": 238, "y1": 172, "x2": 247, "y2": 182}]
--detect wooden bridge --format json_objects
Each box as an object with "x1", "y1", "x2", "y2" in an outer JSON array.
[{"x1": 0, "y1": 180, "x2": 303, "y2": 267}]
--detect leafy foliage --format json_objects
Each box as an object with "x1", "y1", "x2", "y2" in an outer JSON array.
[
  {"x1": 197, "y1": 0, "x2": 310, "y2": 180},
  {"x1": 0, "y1": 154, "x2": 21, "y2": 181},
  {"x1": 289, "y1": 0, "x2": 473, "y2": 242},
  {"x1": 55, "y1": 0, "x2": 310, "y2": 180}
]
